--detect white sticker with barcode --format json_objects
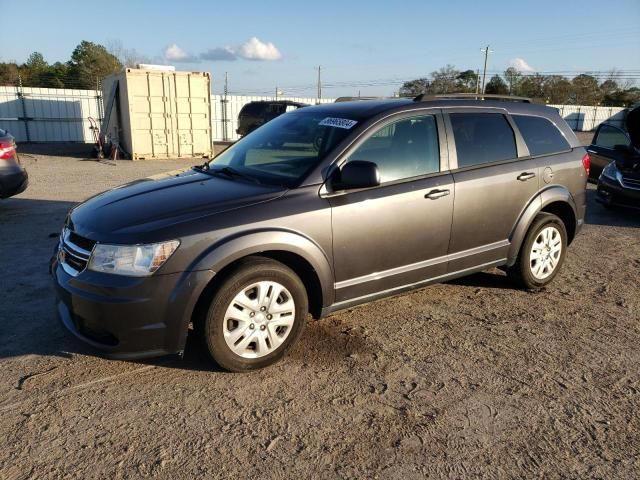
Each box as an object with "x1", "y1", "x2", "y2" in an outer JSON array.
[{"x1": 318, "y1": 117, "x2": 358, "y2": 129}]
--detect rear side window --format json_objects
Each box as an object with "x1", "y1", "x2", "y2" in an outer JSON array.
[
  {"x1": 594, "y1": 124, "x2": 630, "y2": 149},
  {"x1": 450, "y1": 113, "x2": 517, "y2": 168},
  {"x1": 513, "y1": 115, "x2": 570, "y2": 156}
]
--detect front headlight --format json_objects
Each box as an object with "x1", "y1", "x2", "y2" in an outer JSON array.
[
  {"x1": 601, "y1": 161, "x2": 619, "y2": 181},
  {"x1": 88, "y1": 240, "x2": 180, "y2": 277}
]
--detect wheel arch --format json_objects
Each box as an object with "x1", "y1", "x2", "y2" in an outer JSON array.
[
  {"x1": 507, "y1": 186, "x2": 578, "y2": 266},
  {"x1": 188, "y1": 230, "x2": 334, "y2": 328}
]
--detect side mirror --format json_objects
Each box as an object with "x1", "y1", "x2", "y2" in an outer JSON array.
[{"x1": 338, "y1": 161, "x2": 380, "y2": 189}]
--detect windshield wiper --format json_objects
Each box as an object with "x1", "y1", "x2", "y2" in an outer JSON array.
[{"x1": 208, "y1": 166, "x2": 262, "y2": 184}]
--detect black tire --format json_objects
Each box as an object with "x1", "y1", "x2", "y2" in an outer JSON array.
[
  {"x1": 507, "y1": 213, "x2": 568, "y2": 290},
  {"x1": 199, "y1": 257, "x2": 308, "y2": 372}
]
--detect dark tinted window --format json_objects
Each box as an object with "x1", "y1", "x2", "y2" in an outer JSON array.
[
  {"x1": 513, "y1": 115, "x2": 570, "y2": 156},
  {"x1": 240, "y1": 103, "x2": 267, "y2": 115},
  {"x1": 594, "y1": 124, "x2": 630, "y2": 149},
  {"x1": 347, "y1": 115, "x2": 440, "y2": 183},
  {"x1": 450, "y1": 113, "x2": 517, "y2": 167}
]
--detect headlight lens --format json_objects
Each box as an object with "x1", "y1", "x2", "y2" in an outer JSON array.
[
  {"x1": 601, "y1": 161, "x2": 618, "y2": 181},
  {"x1": 88, "y1": 240, "x2": 180, "y2": 276}
]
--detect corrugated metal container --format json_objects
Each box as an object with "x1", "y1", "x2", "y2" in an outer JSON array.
[{"x1": 102, "y1": 69, "x2": 212, "y2": 159}]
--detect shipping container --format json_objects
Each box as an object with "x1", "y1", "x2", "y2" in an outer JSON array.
[{"x1": 102, "y1": 69, "x2": 213, "y2": 159}]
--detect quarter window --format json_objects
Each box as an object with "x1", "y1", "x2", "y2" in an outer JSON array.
[
  {"x1": 346, "y1": 115, "x2": 440, "y2": 183},
  {"x1": 450, "y1": 113, "x2": 517, "y2": 167},
  {"x1": 513, "y1": 115, "x2": 571, "y2": 156},
  {"x1": 594, "y1": 124, "x2": 630, "y2": 149}
]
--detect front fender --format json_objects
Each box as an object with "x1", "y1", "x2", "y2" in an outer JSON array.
[
  {"x1": 507, "y1": 186, "x2": 577, "y2": 265},
  {"x1": 188, "y1": 229, "x2": 335, "y2": 308}
]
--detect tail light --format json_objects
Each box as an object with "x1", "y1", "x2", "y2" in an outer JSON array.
[
  {"x1": 581, "y1": 152, "x2": 590, "y2": 177},
  {"x1": 0, "y1": 140, "x2": 16, "y2": 160}
]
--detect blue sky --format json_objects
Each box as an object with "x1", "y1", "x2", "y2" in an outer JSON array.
[{"x1": 3, "y1": 0, "x2": 639, "y2": 97}]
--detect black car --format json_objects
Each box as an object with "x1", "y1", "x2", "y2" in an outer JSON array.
[
  {"x1": 0, "y1": 129, "x2": 28, "y2": 199},
  {"x1": 589, "y1": 106, "x2": 640, "y2": 209},
  {"x1": 236, "y1": 100, "x2": 307, "y2": 136}
]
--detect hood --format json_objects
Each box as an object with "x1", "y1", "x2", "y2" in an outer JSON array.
[
  {"x1": 626, "y1": 105, "x2": 640, "y2": 149},
  {"x1": 69, "y1": 168, "x2": 286, "y2": 240}
]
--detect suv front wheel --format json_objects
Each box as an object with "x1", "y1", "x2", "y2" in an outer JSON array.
[
  {"x1": 508, "y1": 213, "x2": 568, "y2": 289},
  {"x1": 199, "y1": 257, "x2": 308, "y2": 372}
]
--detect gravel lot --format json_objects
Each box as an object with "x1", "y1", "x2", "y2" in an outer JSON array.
[{"x1": 1, "y1": 140, "x2": 638, "y2": 479}]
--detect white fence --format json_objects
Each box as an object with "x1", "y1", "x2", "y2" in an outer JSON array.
[
  {"x1": 0, "y1": 85, "x2": 630, "y2": 144},
  {"x1": 548, "y1": 104, "x2": 626, "y2": 131},
  {"x1": 0, "y1": 86, "x2": 102, "y2": 143}
]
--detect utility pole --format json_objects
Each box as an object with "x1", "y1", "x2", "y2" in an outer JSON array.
[
  {"x1": 480, "y1": 45, "x2": 493, "y2": 94},
  {"x1": 475, "y1": 69, "x2": 480, "y2": 94},
  {"x1": 317, "y1": 66, "x2": 322, "y2": 104},
  {"x1": 275, "y1": 86, "x2": 278, "y2": 101},
  {"x1": 222, "y1": 72, "x2": 229, "y2": 142}
]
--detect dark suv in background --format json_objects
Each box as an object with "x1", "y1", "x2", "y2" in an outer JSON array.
[
  {"x1": 588, "y1": 106, "x2": 640, "y2": 209},
  {"x1": 236, "y1": 100, "x2": 308, "y2": 136},
  {"x1": 52, "y1": 95, "x2": 587, "y2": 371}
]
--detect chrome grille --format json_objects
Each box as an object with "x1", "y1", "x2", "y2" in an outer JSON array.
[{"x1": 59, "y1": 228, "x2": 95, "y2": 276}]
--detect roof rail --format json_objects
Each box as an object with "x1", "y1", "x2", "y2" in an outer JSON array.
[
  {"x1": 414, "y1": 93, "x2": 532, "y2": 103},
  {"x1": 334, "y1": 96, "x2": 382, "y2": 102}
]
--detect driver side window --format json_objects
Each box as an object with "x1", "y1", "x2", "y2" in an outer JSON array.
[{"x1": 346, "y1": 115, "x2": 440, "y2": 183}]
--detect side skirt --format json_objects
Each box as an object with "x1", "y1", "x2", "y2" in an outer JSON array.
[{"x1": 319, "y1": 259, "x2": 507, "y2": 318}]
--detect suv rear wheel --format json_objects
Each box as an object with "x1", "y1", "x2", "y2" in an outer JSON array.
[
  {"x1": 508, "y1": 213, "x2": 567, "y2": 289},
  {"x1": 200, "y1": 257, "x2": 308, "y2": 372}
]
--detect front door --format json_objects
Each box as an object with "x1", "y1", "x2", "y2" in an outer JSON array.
[{"x1": 327, "y1": 113, "x2": 454, "y2": 303}]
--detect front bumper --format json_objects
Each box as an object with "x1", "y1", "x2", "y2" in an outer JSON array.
[
  {"x1": 0, "y1": 168, "x2": 28, "y2": 199},
  {"x1": 51, "y1": 255, "x2": 214, "y2": 359},
  {"x1": 597, "y1": 175, "x2": 640, "y2": 209}
]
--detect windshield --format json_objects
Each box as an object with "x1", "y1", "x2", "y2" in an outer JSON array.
[{"x1": 208, "y1": 111, "x2": 358, "y2": 187}]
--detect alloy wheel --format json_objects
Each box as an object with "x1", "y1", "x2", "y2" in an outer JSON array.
[
  {"x1": 223, "y1": 281, "x2": 296, "y2": 359},
  {"x1": 529, "y1": 226, "x2": 562, "y2": 280}
]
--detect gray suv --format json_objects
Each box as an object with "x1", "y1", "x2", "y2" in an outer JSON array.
[{"x1": 51, "y1": 95, "x2": 588, "y2": 371}]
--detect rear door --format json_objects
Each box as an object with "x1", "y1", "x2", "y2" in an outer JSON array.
[
  {"x1": 587, "y1": 124, "x2": 631, "y2": 178},
  {"x1": 445, "y1": 109, "x2": 539, "y2": 272}
]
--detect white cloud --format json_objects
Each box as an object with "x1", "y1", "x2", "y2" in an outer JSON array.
[
  {"x1": 236, "y1": 37, "x2": 282, "y2": 61},
  {"x1": 164, "y1": 44, "x2": 199, "y2": 63},
  {"x1": 509, "y1": 58, "x2": 534, "y2": 72},
  {"x1": 163, "y1": 38, "x2": 282, "y2": 64}
]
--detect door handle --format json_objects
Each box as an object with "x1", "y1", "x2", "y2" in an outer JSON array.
[
  {"x1": 517, "y1": 172, "x2": 536, "y2": 181},
  {"x1": 425, "y1": 188, "x2": 450, "y2": 200}
]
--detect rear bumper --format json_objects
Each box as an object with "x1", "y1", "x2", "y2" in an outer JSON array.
[
  {"x1": 51, "y1": 254, "x2": 214, "y2": 359},
  {"x1": 597, "y1": 176, "x2": 640, "y2": 209},
  {"x1": 0, "y1": 168, "x2": 28, "y2": 199}
]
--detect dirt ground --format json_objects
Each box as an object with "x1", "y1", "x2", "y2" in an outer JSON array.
[{"x1": 1, "y1": 140, "x2": 638, "y2": 479}]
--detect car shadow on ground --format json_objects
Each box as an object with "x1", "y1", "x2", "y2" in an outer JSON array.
[
  {"x1": 448, "y1": 270, "x2": 518, "y2": 290},
  {"x1": 584, "y1": 188, "x2": 640, "y2": 228}
]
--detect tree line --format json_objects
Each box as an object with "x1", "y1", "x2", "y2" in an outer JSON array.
[
  {"x1": 0, "y1": 41, "x2": 147, "y2": 90},
  {"x1": 399, "y1": 65, "x2": 640, "y2": 107}
]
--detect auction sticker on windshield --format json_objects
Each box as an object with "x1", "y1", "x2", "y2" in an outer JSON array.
[{"x1": 319, "y1": 117, "x2": 358, "y2": 129}]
